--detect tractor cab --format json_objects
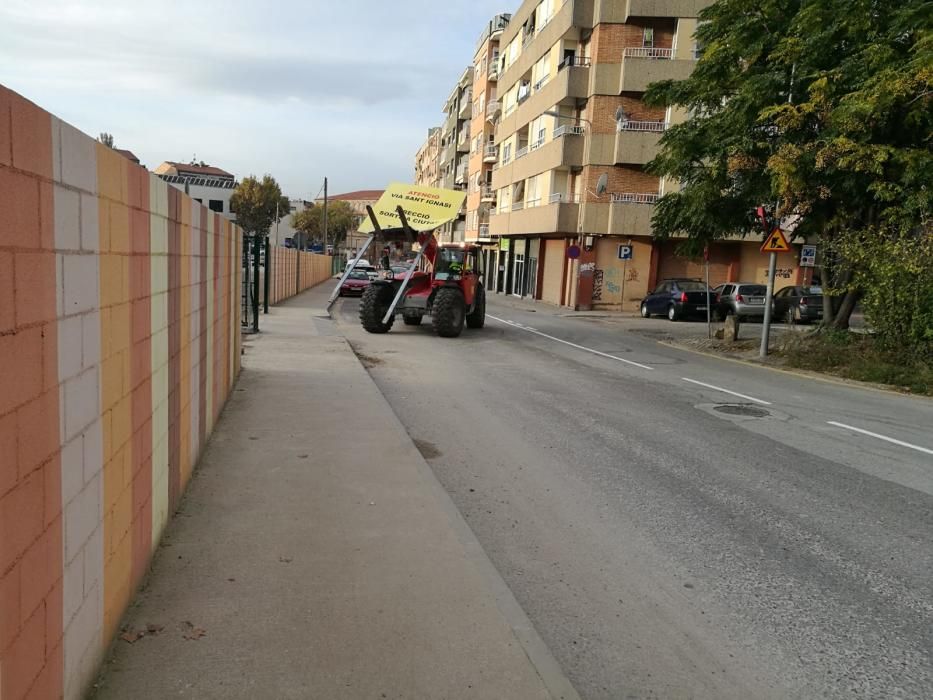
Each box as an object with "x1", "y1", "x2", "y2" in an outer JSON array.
[{"x1": 433, "y1": 245, "x2": 481, "y2": 282}]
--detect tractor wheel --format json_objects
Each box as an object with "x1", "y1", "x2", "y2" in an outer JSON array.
[
  {"x1": 359, "y1": 284, "x2": 395, "y2": 334},
  {"x1": 402, "y1": 313, "x2": 423, "y2": 326},
  {"x1": 432, "y1": 287, "x2": 465, "y2": 338},
  {"x1": 466, "y1": 284, "x2": 486, "y2": 329}
]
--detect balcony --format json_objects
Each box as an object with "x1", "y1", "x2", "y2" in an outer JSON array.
[
  {"x1": 622, "y1": 0, "x2": 712, "y2": 21},
  {"x1": 515, "y1": 145, "x2": 529, "y2": 160},
  {"x1": 614, "y1": 122, "x2": 667, "y2": 164},
  {"x1": 478, "y1": 224, "x2": 491, "y2": 238},
  {"x1": 455, "y1": 163, "x2": 468, "y2": 185},
  {"x1": 486, "y1": 99, "x2": 501, "y2": 120},
  {"x1": 457, "y1": 128, "x2": 471, "y2": 153},
  {"x1": 459, "y1": 91, "x2": 472, "y2": 119},
  {"x1": 504, "y1": 132, "x2": 585, "y2": 185},
  {"x1": 480, "y1": 185, "x2": 495, "y2": 201},
  {"x1": 497, "y1": 0, "x2": 584, "y2": 89},
  {"x1": 489, "y1": 200, "x2": 581, "y2": 236},
  {"x1": 620, "y1": 48, "x2": 697, "y2": 92},
  {"x1": 608, "y1": 192, "x2": 658, "y2": 236},
  {"x1": 498, "y1": 63, "x2": 591, "y2": 136},
  {"x1": 553, "y1": 124, "x2": 585, "y2": 138},
  {"x1": 483, "y1": 144, "x2": 498, "y2": 163},
  {"x1": 488, "y1": 64, "x2": 499, "y2": 81},
  {"x1": 549, "y1": 192, "x2": 582, "y2": 204}
]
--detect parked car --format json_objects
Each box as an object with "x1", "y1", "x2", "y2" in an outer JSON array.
[
  {"x1": 772, "y1": 285, "x2": 824, "y2": 324},
  {"x1": 640, "y1": 279, "x2": 715, "y2": 321},
  {"x1": 345, "y1": 258, "x2": 372, "y2": 271},
  {"x1": 715, "y1": 283, "x2": 768, "y2": 321},
  {"x1": 338, "y1": 270, "x2": 371, "y2": 297}
]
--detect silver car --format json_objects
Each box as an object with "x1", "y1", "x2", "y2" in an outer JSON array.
[{"x1": 715, "y1": 283, "x2": 768, "y2": 321}]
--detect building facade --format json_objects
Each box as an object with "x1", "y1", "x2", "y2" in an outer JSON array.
[
  {"x1": 466, "y1": 14, "x2": 512, "y2": 245},
  {"x1": 415, "y1": 127, "x2": 442, "y2": 188},
  {"x1": 314, "y1": 189, "x2": 385, "y2": 258},
  {"x1": 438, "y1": 67, "x2": 475, "y2": 242},
  {"x1": 154, "y1": 161, "x2": 237, "y2": 221}
]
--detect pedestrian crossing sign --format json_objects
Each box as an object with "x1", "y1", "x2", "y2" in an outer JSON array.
[{"x1": 761, "y1": 228, "x2": 791, "y2": 253}]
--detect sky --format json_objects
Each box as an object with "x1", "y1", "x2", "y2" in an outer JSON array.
[{"x1": 0, "y1": 0, "x2": 509, "y2": 198}]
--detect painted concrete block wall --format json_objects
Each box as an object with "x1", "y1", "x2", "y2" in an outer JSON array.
[
  {"x1": 267, "y1": 247, "x2": 333, "y2": 306},
  {"x1": 0, "y1": 85, "x2": 242, "y2": 700}
]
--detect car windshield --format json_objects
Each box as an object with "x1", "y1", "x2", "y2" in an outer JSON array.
[
  {"x1": 739, "y1": 285, "x2": 766, "y2": 295},
  {"x1": 677, "y1": 281, "x2": 709, "y2": 292},
  {"x1": 348, "y1": 271, "x2": 369, "y2": 280}
]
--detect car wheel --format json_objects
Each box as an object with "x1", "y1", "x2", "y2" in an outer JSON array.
[
  {"x1": 667, "y1": 304, "x2": 679, "y2": 322},
  {"x1": 640, "y1": 302, "x2": 650, "y2": 318}
]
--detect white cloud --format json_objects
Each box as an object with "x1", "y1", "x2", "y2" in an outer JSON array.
[{"x1": 0, "y1": 0, "x2": 508, "y2": 194}]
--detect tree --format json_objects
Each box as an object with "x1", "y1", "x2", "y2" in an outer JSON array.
[
  {"x1": 645, "y1": 0, "x2": 932, "y2": 331},
  {"x1": 230, "y1": 175, "x2": 289, "y2": 237},
  {"x1": 292, "y1": 200, "x2": 361, "y2": 248},
  {"x1": 98, "y1": 133, "x2": 114, "y2": 148}
]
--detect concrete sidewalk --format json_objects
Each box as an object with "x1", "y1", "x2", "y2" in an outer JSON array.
[{"x1": 92, "y1": 286, "x2": 577, "y2": 700}]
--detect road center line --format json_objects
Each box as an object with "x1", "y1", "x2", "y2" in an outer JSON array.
[
  {"x1": 826, "y1": 421, "x2": 933, "y2": 456},
  {"x1": 488, "y1": 314, "x2": 653, "y2": 370},
  {"x1": 681, "y1": 377, "x2": 772, "y2": 405}
]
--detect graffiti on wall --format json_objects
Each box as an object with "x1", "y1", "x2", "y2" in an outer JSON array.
[{"x1": 593, "y1": 269, "x2": 604, "y2": 300}]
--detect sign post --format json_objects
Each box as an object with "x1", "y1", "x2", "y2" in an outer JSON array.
[
  {"x1": 617, "y1": 243, "x2": 632, "y2": 312},
  {"x1": 704, "y1": 244, "x2": 711, "y2": 339},
  {"x1": 758, "y1": 221, "x2": 791, "y2": 358}
]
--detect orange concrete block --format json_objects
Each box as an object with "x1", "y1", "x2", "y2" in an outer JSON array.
[
  {"x1": 0, "y1": 250, "x2": 13, "y2": 333},
  {"x1": 0, "y1": 86, "x2": 11, "y2": 167},
  {"x1": 18, "y1": 518, "x2": 61, "y2": 624},
  {"x1": 0, "y1": 561, "x2": 21, "y2": 651},
  {"x1": 1, "y1": 605, "x2": 46, "y2": 700},
  {"x1": 13, "y1": 251, "x2": 57, "y2": 327},
  {"x1": 110, "y1": 301, "x2": 131, "y2": 354},
  {"x1": 98, "y1": 198, "x2": 111, "y2": 253},
  {"x1": 10, "y1": 93, "x2": 52, "y2": 179},
  {"x1": 99, "y1": 253, "x2": 124, "y2": 309},
  {"x1": 0, "y1": 326, "x2": 43, "y2": 418},
  {"x1": 109, "y1": 202, "x2": 130, "y2": 254},
  {"x1": 15, "y1": 391, "x2": 59, "y2": 479},
  {"x1": 0, "y1": 411, "x2": 17, "y2": 497},
  {"x1": 0, "y1": 167, "x2": 41, "y2": 250},
  {"x1": 96, "y1": 143, "x2": 124, "y2": 203},
  {"x1": 100, "y1": 353, "x2": 124, "y2": 414},
  {"x1": 110, "y1": 395, "x2": 133, "y2": 457}
]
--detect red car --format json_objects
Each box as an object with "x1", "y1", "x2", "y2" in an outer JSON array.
[{"x1": 339, "y1": 270, "x2": 371, "y2": 297}]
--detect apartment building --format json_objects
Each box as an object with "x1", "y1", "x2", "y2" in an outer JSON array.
[
  {"x1": 465, "y1": 13, "x2": 512, "y2": 244},
  {"x1": 437, "y1": 67, "x2": 474, "y2": 242},
  {"x1": 482, "y1": 0, "x2": 805, "y2": 311},
  {"x1": 415, "y1": 127, "x2": 443, "y2": 188}
]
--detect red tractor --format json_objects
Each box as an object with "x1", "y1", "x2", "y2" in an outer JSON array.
[{"x1": 359, "y1": 242, "x2": 485, "y2": 338}]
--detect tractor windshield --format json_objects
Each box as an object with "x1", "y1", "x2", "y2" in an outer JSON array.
[{"x1": 434, "y1": 249, "x2": 467, "y2": 280}]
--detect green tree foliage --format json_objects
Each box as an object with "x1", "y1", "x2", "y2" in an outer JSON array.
[
  {"x1": 291, "y1": 200, "x2": 361, "y2": 247},
  {"x1": 230, "y1": 175, "x2": 289, "y2": 236},
  {"x1": 645, "y1": 0, "x2": 932, "y2": 333}
]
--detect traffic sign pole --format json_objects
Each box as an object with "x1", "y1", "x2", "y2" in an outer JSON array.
[{"x1": 760, "y1": 251, "x2": 777, "y2": 358}]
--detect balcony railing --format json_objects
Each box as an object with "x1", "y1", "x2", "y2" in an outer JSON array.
[
  {"x1": 558, "y1": 56, "x2": 591, "y2": 71},
  {"x1": 488, "y1": 65, "x2": 499, "y2": 80},
  {"x1": 483, "y1": 144, "x2": 498, "y2": 161},
  {"x1": 512, "y1": 201, "x2": 525, "y2": 211},
  {"x1": 480, "y1": 185, "x2": 495, "y2": 199},
  {"x1": 549, "y1": 192, "x2": 581, "y2": 204},
  {"x1": 530, "y1": 136, "x2": 545, "y2": 151},
  {"x1": 486, "y1": 100, "x2": 500, "y2": 118},
  {"x1": 478, "y1": 224, "x2": 490, "y2": 237},
  {"x1": 533, "y1": 74, "x2": 550, "y2": 91},
  {"x1": 623, "y1": 47, "x2": 674, "y2": 59},
  {"x1": 514, "y1": 145, "x2": 529, "y2": 160},
  {"x1": 553, "y1": 124, "x2": 585, "y2": 138},
  {"x1": 610, "y1": 192, "x2": 660, "y2": 204},
  {"x1": 618, "y1": 120, "x2": 669, "y2": 132}
]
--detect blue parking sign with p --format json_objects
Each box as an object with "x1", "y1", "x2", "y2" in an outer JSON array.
[{"x1": 618, "y1": 245, "x2": 633, "y2": 260}]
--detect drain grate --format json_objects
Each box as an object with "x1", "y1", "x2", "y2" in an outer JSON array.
[{"x1": 713, "y1": 404, "x2": 770, "y2": 418}]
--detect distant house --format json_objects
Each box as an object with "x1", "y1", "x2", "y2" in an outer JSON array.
[
  {"x1": 114, "y1": 148, "x2": 142, "y2": 166},
  {"x1": 314, "y1": 189, "x2": 384, "y2": 254},
  {"x1": 153, "y1": 161, "x2": 238, "y2": 220}
]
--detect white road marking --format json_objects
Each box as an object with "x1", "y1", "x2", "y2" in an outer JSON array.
[
  {"x1": 826, "y1": 421, "x2": 933, "y2": 456},
  {"x1": 681, "y1": 378, "x2": 772, "y2": 405},
  {"x1": 488, "y1": 314, "x2": 654, "y2": 370}
]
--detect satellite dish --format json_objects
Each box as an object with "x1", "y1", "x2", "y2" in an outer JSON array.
[{"x1": 596, "y1": 173, "x2": 609, "y2": 196}]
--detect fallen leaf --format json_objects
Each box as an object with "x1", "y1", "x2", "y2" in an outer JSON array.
[
  {"x1": 119, "y1": 629, "x2": 145, "y2": 644},
  {"x1": 183, "y1": 627, "x2": 207, "y2": 640},
  {"x1": 146, "y1": 624, "x2": 164, "y2": 635},
  {"x1": 279, "y1": 556, "x2": 293, "y2": 563}
]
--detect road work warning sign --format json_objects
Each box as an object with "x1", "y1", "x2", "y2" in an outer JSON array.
[
  {"x1": 359, "y1": 183, "x2": 467, "y2": 233},
  {"x1": 760, "y1": 228, "x2": 791, "y2": 253}
]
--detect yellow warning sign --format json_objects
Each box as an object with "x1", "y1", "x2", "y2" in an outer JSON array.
[
  {"x1": 760, "y1": 228, "x2": 791, "y2": 253},
  {"x1": 359, "y1": 182, "x2": 466, "y2": 234}
]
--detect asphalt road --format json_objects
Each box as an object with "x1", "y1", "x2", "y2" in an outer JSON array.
[{"x1": 327, "y1": 286, "x2": 932, "y2": 700}]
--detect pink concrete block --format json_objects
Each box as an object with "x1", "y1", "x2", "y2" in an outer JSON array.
[
  {"x1": 0, "y1": 250, "x2": 13, "y2": 334},
  {"x1": 0, "y1": 86, "x2": 11, "y2": 166},
  {"x1": 50, "y1": 117, "x2": 62, "y2": 182},
  {"x1": 0, "y1": 167, "x2": 41, "y2": 250},
  {"x1": 10, "y1": 92, "x2": 52, "y2": 179},
  {"x1": 13, "y1": 252, "x2": 57, "y2": 327}
]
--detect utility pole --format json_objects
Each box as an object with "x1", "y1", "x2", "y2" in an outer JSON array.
[{"x1": 322, "y1": 177, "x2": 328, "y2": 255}]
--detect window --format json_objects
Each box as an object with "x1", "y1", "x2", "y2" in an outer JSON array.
[
  {"x1": 209, "y1": 200, "x2": 223, "y2": 213},
  {"x1": 502, "y1": 143, "x2": 512, "y2": 163},
  {"x1": 643, "y1": 27, "x2": 654, "y2": 48}
]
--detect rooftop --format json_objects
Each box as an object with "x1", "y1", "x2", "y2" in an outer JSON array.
[
  {"x1": 158, "y1": 161, "x2": 235, "y2": 178},
  {"x1": 320, "y1": 189, "x2": 384, "y2": 201}
]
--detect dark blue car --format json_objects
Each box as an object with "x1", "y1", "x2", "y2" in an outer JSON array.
[{"x1": 640, "y1": 279, "x2": 715, "y2": 321}]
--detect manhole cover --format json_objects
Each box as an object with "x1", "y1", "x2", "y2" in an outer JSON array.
[{"x1": 713, "y1": 404, "x2": 770, "y2": 418}]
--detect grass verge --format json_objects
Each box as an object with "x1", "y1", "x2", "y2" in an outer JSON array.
[{"x1": 777, "y1": 330, "x2": 933, "y2": 396}]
